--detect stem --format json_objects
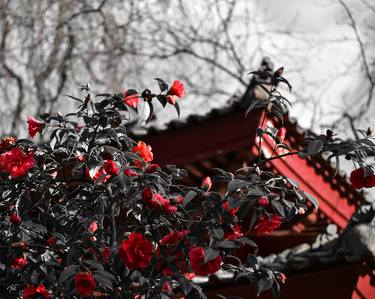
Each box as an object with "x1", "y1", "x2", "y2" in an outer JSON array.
[
  {"x1": 255, "y1": 151, "x2": 301, "y2": 167},
  {"x1": 257, "y1": 113, "x2": 267, "y2": 164}
]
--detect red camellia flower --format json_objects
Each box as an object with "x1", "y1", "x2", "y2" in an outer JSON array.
[
  {"x1": 258, "y1": 197, "x2": 269, "y2": 207},
  {"x1": 276, "y1": 127, "x2": 286, "y2": 143},
  {"x1": 89, "y1": 221, "x2": 98, "y2": 234},
  {"x1": 184, "y1": 272, "x2": 196, "y2": 280},
  {"x1": 11, "y1": 257, "x2": 28, "y2": 270},
  {"x1": 123, "y1": 89, "x2": 140, "y2": 108},
  {"x1": 150, "y1": 193, "x2": 177, "y2": 213},
  {"x1": 118, "y1": 232, "x2": 154, "y2": 270},
  {"x1": 169, "y1": 80, "x2": 185, "y2": 97},
  {"x1": 92, "y1": 167, "x2": 110, "y2": 183},
  {"x1": 253, "y1": 214, "x2": 283, "y2": 234},
  {"x1": 27, "y1": 117, "x2": 45, "y2": 138},
  {"x1": 174, "y1": 195, "x2": 184, "y2": 204},
  {"x1": 167, "y1": 80, "x2": 186, "y2": 105},
  {"x1": 132, "y1": 141, "x2": 153, "y2": 163},
  {"x1": 162, "y1": 267, "x2": 174, "y2": 277},
  {"x1": 224, "y1": 224, "x2": 244, "y2": 240},
  {"x1": 74, "y1": 272, "x2": 96, "y2": 297},
  {"x1": 142, "y1": 188, "x2": 177, "y2": 213},
  {"x1": 277, "y1": 272, "x2": 287, "y2": 284},
  {"x1": 201, "y1": 176, "x2": 212, "y2": 191},
  {"x1": 22, "y1": 284, "x2": 51, "y2": 299},
  {"x1": 123, "y1": 168, "x2": 139, "y2": 177},
  {"x1": 0, "y1": 147, "x2": 35, "y2": 177},
  {"x1": 350, "y1": 168, "x2": 375, "y2": 189},
  {"x1": 103, "y1": 160, "x2": 119, "y2": 175},
  {"x1": 47, "y1": 236, "x2": 57, "y2": 247},
  {"x1": 0, "y1": 136, "x2": 16, "y2": 151},
  {"x1": 10, "y1": 213, "x2": 22, "y2": 225},
  {"x1": 142, "y1": 187, "x2": 153, "y2": 201},
  {"x1": 222, "y1": 201, "x2": 239, "y2": 216},
  {"x1": 91, "y1": 160, "x2": 119, "y2": 183},
  {"x1": 189, "y1": 247, "x2": 221, "y2": 276},
  {"x1": 160, "y1": 230, "x2": 188, "y2": 246},
  {"x1": 162, "y1": 281, "x2": 172, "y2": 293}
]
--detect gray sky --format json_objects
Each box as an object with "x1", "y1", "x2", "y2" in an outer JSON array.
[{"x1": 153, "y1": 0, "x2": 374, "y2": 136}]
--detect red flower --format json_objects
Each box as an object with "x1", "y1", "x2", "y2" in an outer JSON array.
[
  {"x1": 222, "y1": 201, "x2": 238, "y2": 216},
  {"x1": 27, "y1": 117, "x2": 44, "y2": 138},
  {"x1": 258, "y1": 197, "x2": 269, "y2": 207},
  {"x1": 22, "y1": 284, "x2": 51, "y2": 299},
  {"x1": 89, "y1": 221, "x2": 98, "y2": 234},
  {"x1": 0, "y1": 136, "x2": 16, "y2": 151},
  {"x1": 0, "y1": 147, "x2": 35, "y2": 177},
  {"x1": 174, "y1": 195, "x2": 184, "y2": 204},
  {"x1": 201, "y1": 176, "x2": 212, "y2": 191},
  {"x1": 92, "y1": 167, "x2": 110, "y2": 183},
  {"x1": 76, "y1": 154, "x2": 85, "y2": 162},
  {"x1": 161, "y1": 267, "x2": 174, "y2": 276},
  {"x1": 169, "y1": 80, "x2": 185, "y2": 97},
  {"x1": 142, "y1": 187, "x2": 153, "y2": 201},
  {"x1": 189, "y1": 247, "x2": 221, "y2": 276},
  {"x1": 160, "y1": 230, "x2": 188, "y2": 246},
  {"x1": 350, "y1": 168, "x2": 375, "y2": 189},
  {"x1": 11, "y1": 257, "x2": 28, "y2": 270},
  {"x1": 132, "y1": 141, "x2": 153, "y2": 163},
  {"x1": 123, "y1": 90, "x2": 140, "y2": 108},
  {"x1": 162, "y1": 281, "x2": 172, "y2": 293},
  {"x1": 150, "y1": 193, "x2": 177, "y2": 213},
  {"x1": 10, "y1": 213, "x2": 22, "y2": 225},
  {"x1": 224, "y1": 224, "x2": 243, "y2": 240},
  {"x1": 123, "y1": 168, "x2": 139, "y2": 177},
  {"x1": 91, "y1": 160, "x2": 119, "y2": 183},
  {"x1": 118, "y1": 232, "x2": 154, "y2": 270},
  {"x1": 167, "y1": 80, "x2": 186, "y2": 104},
  {"x1": 276, "y1": 127, "x2": 286, "y2": 143},
  {"x1": 184, "y1": 272, "x2": 196, "y2": 280},
  {"x1": 142, "y1": 188, "x2": 177, "y2": 213},
  {"x1": 253, "y1": 214, "x2": 283, "y2": 234},
  {"x1": 74, "y1": 272, "x2": 96, "y2": 297},
  {"x1": 47, "y1": 237, "x2": 57, "y2": 247},
  {"x1": 277, "y1": 272, "x2": 287, "y2": 284},
  {"x1": 103, "y1": 160, "x2": 119, "y2": 175}
]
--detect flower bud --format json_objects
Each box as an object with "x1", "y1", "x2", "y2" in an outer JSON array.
[
  {"x1": 201, "y1": 176, "x2": 212, "y2": 191},
  {"x1": 10, "y1": 213, "x2": 21, "y2": 225},
  {"x1": 258, "y1": 197, "x2": 269, "y2": 207}
]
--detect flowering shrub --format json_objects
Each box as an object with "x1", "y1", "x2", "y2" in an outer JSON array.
[{"x1": 0, "y1": 73, "x2": 373, "y2": 298}]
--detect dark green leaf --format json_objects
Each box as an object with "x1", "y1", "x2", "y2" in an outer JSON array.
[
  {"x1": 154, "y1": 78, "x2": 169, "y2": 92},
  {"x1": 307, "y1": 139, "x2": 324, "y2": 155},
  {"x1": 304, "y1": 192, "x2": 318, "y2": 209}
]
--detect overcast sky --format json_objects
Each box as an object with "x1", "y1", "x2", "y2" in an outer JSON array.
[{"x1": 153, "y1": 0, "x2": 374, "y2": 136}]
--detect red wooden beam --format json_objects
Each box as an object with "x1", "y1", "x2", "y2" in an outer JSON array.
[
  {"x1": 255, "y1": 135, "x2": 356, "y2": 228},
  {"x1": 142, "y1": 110, "x2": 262, "y2": 166}
]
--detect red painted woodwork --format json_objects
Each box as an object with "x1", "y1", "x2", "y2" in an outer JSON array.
[
  {"x1": 142, "y1": 110, "x2": 262, "y2": 166},
  {"x1": 352, "y1": 266, "x2": 375, "y2": 299},
  {"x1": 256, "y1": 137, "x2": 356, "y2": 228}
]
